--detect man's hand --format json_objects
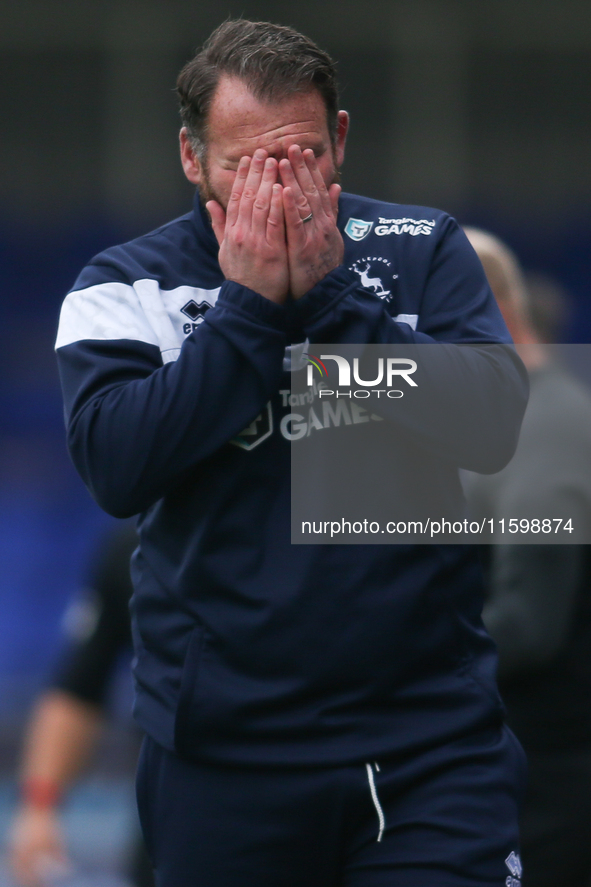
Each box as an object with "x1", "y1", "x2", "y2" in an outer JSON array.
[
  {"x1": 9, "y1": 806, "x2": 71, "y2": 887},
  {"x1": 207, "y1": 149, "x2": 290, "y2": 304},
  {"x1": 279, "y1": 145, "x2": 343, "y2": 299}
]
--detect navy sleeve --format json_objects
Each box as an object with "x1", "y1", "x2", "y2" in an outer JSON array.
[
  {"x1": 293, "y1": 216, "x2": 511, "y2": 345},
  {"x1": 289, "y1": 218, "x2": 528, "y2": 473},
  {"x1": 57, "y1": 277, "x2": 289, "y2": 517}
]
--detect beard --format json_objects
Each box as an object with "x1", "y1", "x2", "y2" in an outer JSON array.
[{"x1": 197, "y1": 162, "x2": 224, "y2": 210}]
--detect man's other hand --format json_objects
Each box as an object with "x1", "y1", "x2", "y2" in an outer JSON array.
[
  {"x1": 207, "y1": 149, "x2": 289, "y2": 304},
  {"x1": 280, "y1": 145, "x2": 343, "y2": 299},
  {"x1": 9, "y1": 806, "x2": 72, "y2": 887}
]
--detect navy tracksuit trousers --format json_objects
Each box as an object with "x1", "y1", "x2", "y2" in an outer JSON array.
[{"x1": 136, "y1": 724, "x2": 525, "y2": 887}]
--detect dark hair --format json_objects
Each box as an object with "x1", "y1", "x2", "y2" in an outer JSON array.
[{"x1": 176, "y1": 19, "x2": 339, "y2": 157}]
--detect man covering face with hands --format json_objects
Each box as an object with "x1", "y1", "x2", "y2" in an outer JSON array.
[
  {"x1": 179, "y1": 71, "x2": 348, "y2": 302},
  {"x1": 55, "y1": 19, "x2": 528, "y2": 887}
]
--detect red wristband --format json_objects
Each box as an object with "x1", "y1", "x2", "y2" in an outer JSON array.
[{"x1": 21, "y1": 777, "x2": 62, "y2": 809}]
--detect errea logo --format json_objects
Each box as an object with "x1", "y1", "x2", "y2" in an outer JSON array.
[
  {"x1": 505, "y1": 851, "x2": 522, "y2": 887},
  {"x1": 181, "y1": 299, "x2": 212, "y2": 333}
]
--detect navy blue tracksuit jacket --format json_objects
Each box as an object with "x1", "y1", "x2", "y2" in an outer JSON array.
[{"x1": 55, "y1": 191, "x2": 528, "y2": 767}]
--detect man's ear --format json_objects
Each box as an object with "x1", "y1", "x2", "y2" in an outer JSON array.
[
  {"x1": 334, "y1": 111, "x2": 349, "y2": 168},
  {"x1": 179, "y1": 127, "x2": 203, "y2": 186}
]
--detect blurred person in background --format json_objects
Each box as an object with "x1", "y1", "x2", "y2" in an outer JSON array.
[
  {"x1": 464, "y1": 227, "x2": 591, "y2": 887},
  {"x1": 8, "y1": 522, "x2": 154, "y2": 887},
  {"x1": 522, "y1": 271, "x2": 571, "y2": 346}
]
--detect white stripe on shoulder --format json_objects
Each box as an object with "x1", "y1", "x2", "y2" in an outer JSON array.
[
  {"x1": 393, "y1": 313, "x2": 418, "y2": 330},
  {"x1": 55, "y1": 279, "x2": 221, "y2": 364},
  {"x1": 55, "y1": 281, "x2": 161, "y2": 350},
  {"x1": 134, "y1": 279, "x2": 183, "y2": 364}
]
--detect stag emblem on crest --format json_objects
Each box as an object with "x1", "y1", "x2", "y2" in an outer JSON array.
[{"x1": 351, "y1": 257, "x2": 398, "y2": 301}]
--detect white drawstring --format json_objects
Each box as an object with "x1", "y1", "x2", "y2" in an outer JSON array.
[{"x1": 365, "y1": 762, "x2": 385, "y2": 842}]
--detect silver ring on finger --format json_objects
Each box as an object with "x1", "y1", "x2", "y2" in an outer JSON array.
[{"x1": 302, "y1": 212, "x2": 313, "y2": 223}]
